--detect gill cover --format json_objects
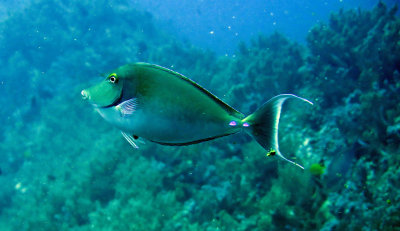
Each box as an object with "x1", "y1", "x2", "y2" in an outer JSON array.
[{"x1": 84, "y1": 73, "x2": 123, "y2": 107}]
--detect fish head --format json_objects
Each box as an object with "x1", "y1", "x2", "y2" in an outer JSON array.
[{"x1": 81, "y1": 72, "x2": 124, "y2": 107}]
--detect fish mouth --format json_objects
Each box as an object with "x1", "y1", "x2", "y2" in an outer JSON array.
[
  {"x1": 81, "y1": 90, "x2": 90, "y2": 100},
  {"x1": 81, "y1": 89, "x2": 98, "y2": 107},
  {"x1": 81, "y1": 89, "x2": 122, "y2": 108},
  {"x1": 81, "y1": 89, "x2": 101, "y2": 107}
]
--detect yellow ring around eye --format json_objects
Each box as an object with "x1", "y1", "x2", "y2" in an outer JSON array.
[{"x1": 109, "y1": 73, "x2": 117, "y2": 78}]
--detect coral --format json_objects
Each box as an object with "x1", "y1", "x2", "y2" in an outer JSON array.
[
  {"x1": 214, "y1": 32, "x2": 308, "y2": 113},
  {"x1": 306, "y1": 2, "x2": 400, "y2": 107}
]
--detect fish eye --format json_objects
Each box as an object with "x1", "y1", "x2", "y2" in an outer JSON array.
[{"x1": 108, "y1": 73, "x2": 118, "y2": 83}]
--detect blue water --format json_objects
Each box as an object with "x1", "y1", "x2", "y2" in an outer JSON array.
[
  {"x1": 134, "y1": 0, "x2": 398, "y2": 54},
  {"x1": 1, "y1": 0, "x2": 399, "y2": 230}
]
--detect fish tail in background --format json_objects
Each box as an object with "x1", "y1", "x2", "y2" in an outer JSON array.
[{"x1": 242, "y1": 94, "x2": 313, "y2": 169}]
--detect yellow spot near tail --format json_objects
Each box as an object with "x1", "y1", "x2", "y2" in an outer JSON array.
[{"x1": 266, "y1": 149, "x2": 276, "y2": 157}]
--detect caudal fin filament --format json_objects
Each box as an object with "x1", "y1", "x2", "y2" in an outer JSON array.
[{"x1": 243, "y1": 94, "x2": 313, "y2": 169}]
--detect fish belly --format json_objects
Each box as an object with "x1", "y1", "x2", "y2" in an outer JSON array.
[{"x1": 97, "y1": 106, "x2": 239, "y2": 144}]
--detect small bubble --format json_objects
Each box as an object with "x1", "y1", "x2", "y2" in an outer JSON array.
[{"x1": 209, "y1": 31, "x2": 214, "y2": 35}]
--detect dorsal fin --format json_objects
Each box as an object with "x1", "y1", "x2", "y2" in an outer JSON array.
[{"x1": 136, "y1": 63, "x2": 244, "y2": 119}]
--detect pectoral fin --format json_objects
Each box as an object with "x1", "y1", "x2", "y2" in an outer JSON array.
[{"x1": 116, "y1": 98, "x2": 138, "y2": 117}]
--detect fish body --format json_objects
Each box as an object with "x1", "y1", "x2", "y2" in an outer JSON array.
[{"x1": 82, "y1": 63, "x2": 312, "y2": 167}]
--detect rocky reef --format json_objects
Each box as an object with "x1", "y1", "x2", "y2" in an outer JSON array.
[{"x1": 0, "y1": 1, "x2": 399, "y2": 230}]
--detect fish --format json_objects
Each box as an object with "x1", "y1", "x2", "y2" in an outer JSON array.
[
  {"x1": 309, "y1": 162, "x2": 325, "y2": 176},
  {"x1": 81, "y1": 63, "x2": 312, "y2": 168}
]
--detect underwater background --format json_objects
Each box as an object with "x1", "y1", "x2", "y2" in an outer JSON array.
[{"x1": 1, "y1": 0, "x2": 400, "y2": 230}]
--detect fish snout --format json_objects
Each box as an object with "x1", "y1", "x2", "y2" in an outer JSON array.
[{"x1": 81, "y1": 90, "x2": 89, "y2": 100}]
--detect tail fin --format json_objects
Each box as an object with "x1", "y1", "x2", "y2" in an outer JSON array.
[{"x1": 242, "y1": 94, "x2": 313, "y2": 169}]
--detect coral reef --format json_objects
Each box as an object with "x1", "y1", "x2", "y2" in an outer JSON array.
[{"x1": 0, "y1": 0, "x2": 399, "y2": 230}]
